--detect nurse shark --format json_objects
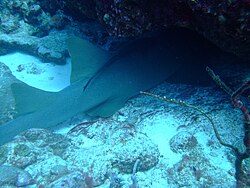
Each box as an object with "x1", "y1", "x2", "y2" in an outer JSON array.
[{"x1": 0, "y1": 33, "x2": 183, "y2": 145}]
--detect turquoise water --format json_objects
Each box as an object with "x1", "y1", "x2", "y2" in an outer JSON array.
[{"x1": 0, "y1": 1, "x2": 249, "y2": 187}]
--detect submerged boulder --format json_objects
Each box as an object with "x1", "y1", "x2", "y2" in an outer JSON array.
[{"x1": 0, "y1": 165, "x2": 34, "y2": 187}]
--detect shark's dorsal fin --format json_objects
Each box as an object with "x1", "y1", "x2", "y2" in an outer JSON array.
[
  {"x1": 11, "y1": 82, "x2": 58, "y2": 117},
  {"x1": 67, "y1": 36, "x2": 111, "y2": 83}
]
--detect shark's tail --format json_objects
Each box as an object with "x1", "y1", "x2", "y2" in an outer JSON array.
[
  {"x1": 11, "y1": 82, "x2": 59, "y2": 117},
  {"x1": 0, "y1": 82, "x2": 59, "y2": 145}
]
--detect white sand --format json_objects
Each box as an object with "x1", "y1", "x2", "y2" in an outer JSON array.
[{"x1": 0, "y1": 52, "x2": 71, "y2": 92}]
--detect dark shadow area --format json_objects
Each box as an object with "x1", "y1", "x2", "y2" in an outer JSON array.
[{"x1": 154, "y1": 28, "x2": 249, "y2": 87}]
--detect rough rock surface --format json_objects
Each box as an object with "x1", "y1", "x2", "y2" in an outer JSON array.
[
  {"x1": 61, "y1": 0, "x2": 250, "y2": 60},
  {"x1": 169, "y1": 131, "x2": 198, "y2": 154},
  {"x1": 0, "y1": 119, "x2": 160, "y2": 187},
  {"x1": 1, "y1": 0, "x2": 249, "y2": 60},
  {"x1": 0, "y1": 165, "x2": 34, "y2": 187}
]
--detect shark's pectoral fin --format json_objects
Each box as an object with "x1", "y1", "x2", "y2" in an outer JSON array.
[
  {"x1": 86, "y1": 98, "x2": 126, "y2": 117},
  {"x1": 67, "y1": 36, "x2": 111, "y2": 83},
  {"x1": 11, "y1": 82, "x2": 58, "y2": 117}
]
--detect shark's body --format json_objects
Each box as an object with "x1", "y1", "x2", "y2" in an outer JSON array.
[{"x1": 0, "y1": 33, "x2": 183, "y2": 145}]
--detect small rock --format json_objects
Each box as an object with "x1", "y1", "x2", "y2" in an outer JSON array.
[
  {"x1": 48, "y1": 171, "x2": 93, "y2": 188},
  {"x1": 111, "y1": 132, "x2": 160, "y2": 173},
  {"x1": 50, "y1": 165, "x2": 69, "y2": 176},
  {"x1": 20, "y1": 128, "x2": 69, "y2": 157},
  {"x1": 169, "y1": 131, "x2": 198, "y2": 154},
  {"x1": 0, "y1": 165, "x2": 34, "y2": 187}
]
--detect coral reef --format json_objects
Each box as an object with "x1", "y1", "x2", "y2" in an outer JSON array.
[
  {"x1": 0, "y1": 0, "x2": 71, "y2": 36},
  {"x1": 63, "y1": 0, "x2": 250, "y2": 60},
  {"x1": 1, "y1": 0, "x2": 249, "y2": 60},
  {"x1": 0, "y1": 1, "x2": 249, "y2": 187},
  {"x1": 0, "y1": 119, "x2": 159, "y2": 187}
]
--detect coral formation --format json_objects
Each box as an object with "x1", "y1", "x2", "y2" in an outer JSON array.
[
  {"x1": 1, "y1": 0, "x2": 249, "y2": 60},
  {"x1": 63, "y1": 0, "x2": 250, "y2": 60}
]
